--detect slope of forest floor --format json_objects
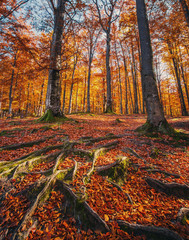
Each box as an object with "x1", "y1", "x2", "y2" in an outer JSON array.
[{"x1": 0, "y1": 114, "x2": 188, "y2": 240}]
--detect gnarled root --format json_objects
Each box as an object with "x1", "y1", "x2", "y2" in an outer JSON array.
[
  {"x1": 117, "y1": 220, "x2": 183, "y2": 240},
  {"x1": 145, "y1": 177, "x2": 189, "y2": 199}
]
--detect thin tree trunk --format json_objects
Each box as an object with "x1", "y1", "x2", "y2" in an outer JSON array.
[
  {"x1": 106, "y1": 29, "x2": 112, "y2": 113},
  {"x1": 102, "y1": 77, "x2": 106, "y2": 112},
  {"x1": 131, "y1": 41, "x2": 139, "y2": 114},
  {"x1": 75, "y1": 81, "x2": 79, "y2": 113},
  {"x1": 9, "y1": 51, "x2": 17, "y2": 115},
  {"x1": 62, "y1": 81, "x2": 66, "y2": 114},
  {"x1": 83, "y1": 71, "x2": 87, "y2": 112},
  {"x1": 68, "y1": 55, "x2": 77, "y2": 114},
  {"x1": 87, "y1": 56, "x2": 92, "y2": 113},
  {"x1": 38, "y1": 82, "x2": 44, "y2": 116},
  {"x1": 114, "y1": 41, "x2": 123, "y2": 114},
  {"x1": 26, "y1": 83, "x2": 30, "y2": 115},
  {"x1": 167, "y1": 43, "x2": 187, "y2": 116}
]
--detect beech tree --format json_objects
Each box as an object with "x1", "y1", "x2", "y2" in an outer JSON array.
[
  {"x1": 179, "y1": 0, "x2": 189, "y2": 27},
  {"x1": 40, "y1": 0, "x2": 66, "y2": 121},
  {"x1": 136, "y1": 0, "x2": 174, "y2": 133},
  {"x1": 92, "y1": 0, "x2": 121, "y2": 113}
]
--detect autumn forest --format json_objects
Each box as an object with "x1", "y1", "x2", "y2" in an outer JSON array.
[{"x1": 0, "y1": 0, "x2": 189, "y2": 239}]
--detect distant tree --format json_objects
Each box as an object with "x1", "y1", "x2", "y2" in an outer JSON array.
[
  {"x1": 92, "y1": 0, "x2": 121, "y2": 113},
  {"x1": 136, "y1": 0, "x2": 174, "y2": 134}
]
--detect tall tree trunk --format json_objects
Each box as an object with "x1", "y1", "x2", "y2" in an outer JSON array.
[
  {"x1": 26, "y1": 83, "x2": 30, "y2": 115},
  {"x1": 114, "y1": 41, "x2": 123, "y2": 114},
  {"x1": 131, "y1": 41, "x2": 139, "y2": 114},
  {"x1": 75, "y1": 81, "x2": 79, "y2": 113},
  {"x1": 68, "y1": 55, "x2": 77, "y2": 114},
  {"x1": 179, "y1": 0, "x2": 189, "y2": 27},
  {"x1": 136, "y1": 0, "x2": 170, "y2": 133},
  {"x1": 38, "y1": 82, "x2": 44, "y2": 116},
  {"x1": 9, "y1": 51, "x2": 17, "y2": 115},
  {"x1": 167, "y1": 43, "x2": 188, "y2": 116},
  {"x1": 45, "y1": 0, "x2": 66, "y2": 117},
  {"x1": 62, "y1": 81, "x2": 66, "y2": 114},
  {"x1": 106, "y1": 29, "x2": 112, "y2": 113},
  {"x1": 102, "y1": 77, "x2": 106, "y2": 112},
  {"x1": 83, "y1": 71, "x2": 87, "y2": 112},
  {"x1": 120, "y1": 42, "x2": 129, "y2": 114},
  {"x1": 87, "y1": 56, "x2": 92, "y2": 113}
]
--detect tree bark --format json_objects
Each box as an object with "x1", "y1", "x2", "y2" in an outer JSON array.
[
  {"x1": 87, "y1": 55, "x2": 92, "y2": 113},
  {"x1": 179, "y1": 0, "x2": 189, "y2": 27},
  {"x1": 106, "y1": 29, "x2": 112, "y2": 113},
  {"x1": 45, "y1": 0, "x2": 66, "y2": 117},
  {"x1": 9, "y1": 51, "x2": 18, "y2": 115},
  {"x1": 136, "y1": 0, "x2": 168, "y2": 130}
]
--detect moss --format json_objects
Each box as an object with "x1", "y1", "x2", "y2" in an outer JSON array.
[
  {"x1": 99, "y1": 157, "x2": 130, "y2": 185},
  {"x1": 38, "y1": 109, "x2": 68, "y2": 123},
  {"x1": 135, "y1": 119, "x2": 175, "y2": 136},
  {"x1": 182, "y1": 214, "x2": 189, "y2": 225},
  {"x1": 115, "y1": 118, "x2": 122, "y2": 123}
]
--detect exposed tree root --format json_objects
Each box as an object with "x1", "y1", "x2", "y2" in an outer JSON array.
[
  {"x1": 0, "y1": 135, "x2": 56, "y2": 151},
  {"x1": 177, "y1": 208, "x2": 189, "y2": 224},
  {"x1": 12, "y1": 172, "x2": 60, "y2": 240},
  {"x1": 38, "y1": 109, "x2": 68, "y2": 123},
  {"x1": 105, "y1": 178, "x2": 133, "y2": 204},
  {"x1": 117, "y1": 220, "x2": 183, "y2": 240},
  {"x1": 135, "y1": 119, "x2": 175, "y2": 136},
  {"x1": 1, "y1": 130, "x2": 186, "y2": 240},
  {"x1": 145, "y1": 168, "x2": 180, "y2": 178},
  {"x1": 121, "y1": 147, "x2": 147, "y2": 164},
  {"x1": 83, "y1": 133, "x2": 125, "y2": 146},
  {"x1": 0, "y1": 128, "x2": 25, "y2": 137},
  {"x1": 0, "y1": 137, "x2": 118, "y2": 239},
  {"x1": 145, "y1": 177, "x2": 189, "y2": 199},
  {"x1": 56, "y1": 180, "x2": 110, "y2": 233},
  {"x1": 96, "y1": 156, "x2": 130, "y2": 185}
]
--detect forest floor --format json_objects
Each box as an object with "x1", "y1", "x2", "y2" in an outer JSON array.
[{"x1": 0, "y1": 114, "x2": 188, "y2": 240}]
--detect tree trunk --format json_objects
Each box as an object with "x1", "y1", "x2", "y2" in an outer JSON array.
[
  {"x1": 62, "y1": 81, "x2": 66, "y2": 114},
  {"x1": 83, "y1": 71, "x2": 87, "y2": 112},
  {"x1": 167, "y1": 43, "x2": 188, "y2": 116},
  {"x1": 68, "y1": 55, "x2": 77, "y2": 114},
  {"x1": 105, "y1": 29, "x2": 112, "y2": 113},
  {"x1": 114, "y1": 41, "x2": 123, "y2": 114},
  {"x1": 179, "y1": 0, "x2": 189, "y2": 27},
  {"x1": 45, "y1": 0, "x2": 66, "y2": 117},
  {"x1": 87, "y1": 56, "x2": 92, "y2": 113},
  {"x1": 136, "y1": 0, "x2": 171, "y2": 133},
  {"x1": 9, "y1": 51, "x2": 17, "y2": 115},
  {"x1": 38, "y1": 82, "x2": 44, "y2": 116},
  {"x1": 131, "y1": 41, "x2": 139, "y2": 114}
]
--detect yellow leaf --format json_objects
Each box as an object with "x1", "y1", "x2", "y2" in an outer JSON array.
[
  {"x1": 138, "y1": 205, "x2": 144, "y2": 212},
  {"x1": 104, "y1": 214, "x2": 109, "y2": 221}
]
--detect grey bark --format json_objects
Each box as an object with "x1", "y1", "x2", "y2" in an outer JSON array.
[
  {"x1": 83, "y1": 71, "x2": 87, "y2": 112},
  {"x1": 105, "y1": 28, "x2": 112, "y2": 112},
  {"x1": 68, "y1": 54, "x2": 78, "y2": 114},
  {"x1": 167, "y1": 42, "x2": 187, "y2": 116},
  {"x1": 87, "y1": 53, "x2": 92, "y2": 113},
  {"x1": 9, "y1": 51, "x2": 18, "y2": 115},
  {"x1": 114, "y1": 40, "x2": 123, "y2": 114},
  {"x1": 45, "y1": 0, "x2": 66, "y2": 116},
  {"x1": 179, "y1": 0, "x2": 189, "y2": 27},
  {"x1": 136, "y1": 0, "x2": 166, "y2": 127},
  {"x1": 93, "y1": 0, "x2": 119, "y2": 113},
  {"x1": 62, "y1": 81, "x2": 66, "y2": 114}
]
